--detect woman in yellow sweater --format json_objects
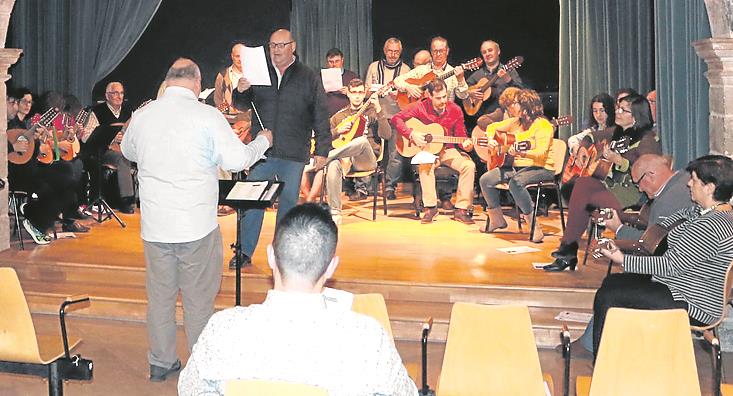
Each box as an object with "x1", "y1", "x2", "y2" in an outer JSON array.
[{"x1": 479, "y1": 89, "x2": 555, "y2": 242}]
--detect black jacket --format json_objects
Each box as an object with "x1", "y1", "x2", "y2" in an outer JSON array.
[{"x1": 233, "y1": 59, "x2": 330, "y2": 162}]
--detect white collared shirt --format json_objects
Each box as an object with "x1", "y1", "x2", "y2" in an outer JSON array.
[
  {"x1": 121, "y1": 86, "x2": 270, "y2": 243},
  {"x1": 178, "y1": 289, "x2": 418, "y2": 396}
]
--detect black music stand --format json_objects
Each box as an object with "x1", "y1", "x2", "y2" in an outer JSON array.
[
  {"x1": 79, "y1": 124, "x2": 126, "y2": 228},
  {"x1": 219, "y1": 177, "x2": 283, "y2": 306}
]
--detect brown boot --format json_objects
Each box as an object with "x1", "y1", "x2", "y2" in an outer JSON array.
[
  {"x1": 484, "y1": 207, "x2": 508, "y2": 232},
  {"x1": 452, "y1": 208, "x2": 475, "y2": 224},
  {"x1": 522, "y1": 213, "x2": 544, "y2": 243},
  {"x1": 421, "y1": 207, "x2": 439, "y2": 224}
]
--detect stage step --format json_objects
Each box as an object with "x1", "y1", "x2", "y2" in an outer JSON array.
[{"x1": 9, "y1": 259, "x2": 594, "y2": 347}]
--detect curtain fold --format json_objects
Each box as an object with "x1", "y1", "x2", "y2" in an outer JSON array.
[
  {"x1": 8, "y1": 0, "x2": 161, "y2": 105},
  {"x1": 291, "y1": 0, "x2": 372, "y2": 77},
  {"x1": 655, "y1": 0, "x2": 710, "y2": 169},
  {"x1": 559, "y1": 0, "x2": 654, "y2": 138}
]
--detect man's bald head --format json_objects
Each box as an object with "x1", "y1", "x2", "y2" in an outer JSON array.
[
  {"x1": 413, "y1": 50, "x2": 431, "y2": 67},
  {"x1": 631, "y1": 154, "x2": 675, "y2": 197},
  {"x1": 164, "y1": 58, "x2": 202, "y2": 96}
]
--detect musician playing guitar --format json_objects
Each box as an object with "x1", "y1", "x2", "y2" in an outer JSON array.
[
  {"x1": 391, "y1": 79, "x2": 476, "y2": 225},
  {"x1": 479, "y1": 89, "x2": 555, "y2": 242},
  {"x1": 314, "y1": 78, "x2": 390, "y2": 224},
  {"x1": 465, "y1": 40, "x2": 524, "y2": 128},
  {"x1": 545, "y1": 93, "x2": 662, "y2": 271},
  {"x1": 81, "y1": 81, "x2": 136, "y2": 214},
  {"x1": 392, "y1": 36, "x2": 469, "y2": 104}
]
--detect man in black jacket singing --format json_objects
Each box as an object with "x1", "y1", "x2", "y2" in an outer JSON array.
[{"x1": 232, "y1": 28, "x2": 330, "y2": 267}]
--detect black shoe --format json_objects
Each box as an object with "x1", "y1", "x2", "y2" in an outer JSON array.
[
  {"x1": 551, "y1": 241, "x2": 579, "y2": 258},
  {"x1": 543, "y1": 256, "x2": 578, "y2": 272},
  {"x1": 149, "y1": 359, "x2": 181, "y2": 382},
  {"x1": 229, "y1": 253, "x2": 252, "y2": 269},
  {"x1": 440, "y1": 199, "x2": 455, "y2": 211},
  {"x1": 62, "y1": 221, "x2": 90, "y2": 233},
  {"x1": 421, "y1": 206, "x2": 438, "y2": 224},
  {"x1": 385, "y1": 190, "x2": 397, "y2": 200},
  {"x1": 69, "y1": 208, "x2": 91, "y2": 220}
]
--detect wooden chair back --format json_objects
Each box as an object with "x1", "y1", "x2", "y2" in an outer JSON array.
[
  {"x1": 225, "y1": 379, "x2": 328, "y2": 395},
  {"x1": 352, "y1": 293, "x2": 393, "y2": 338},
  {"x1": 438, "y1": 303, "x2": 548, "y2": 396},
  {"x1": 588, "y1": 308, "x2": 700, "y2": 396},
  {"x1": 551, "y1": 139, "x2": 567, "y2": 176},
  {"x1": 0, "y1": 267, "x2": 44, "y2": 364}
]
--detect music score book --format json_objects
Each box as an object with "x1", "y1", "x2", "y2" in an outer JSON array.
[{"x1": 220, "y1": 180, "x2": 283, "y2": 205}]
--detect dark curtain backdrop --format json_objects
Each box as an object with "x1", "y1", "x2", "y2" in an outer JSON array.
[
  {"x1": 558, "y1": 0, "x2": 655, "y2": 138},
  {"x1": 7, "y1": 0, "x2": 161, "y2": 106},
  {"x1": 291, "y1": 0, "x2": 373, "y2": 77},
  {"x1": 655, "y1": 0, "x2": 711, "y2": 169}
]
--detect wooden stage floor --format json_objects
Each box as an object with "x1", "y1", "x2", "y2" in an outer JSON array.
[{"x1": 1, "y1": 194, "x2": 610, "y2": 345}]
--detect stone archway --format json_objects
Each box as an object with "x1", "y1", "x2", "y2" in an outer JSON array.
[{"x1": 0, "y1": 0, "x2": 21, "y2": 251}]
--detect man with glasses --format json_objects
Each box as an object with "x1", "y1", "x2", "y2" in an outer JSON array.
[
  {"x1": 324, "y1": 48, "x2": 359, "y2": 117},
  {"x1": 365, "y1": 37, "x2": 412, "y2": 201},
  {"x1": 232, "y1": 28, "x2": 330, "y2": 267},
  {"x1": 82, "y1": 81, "x2": 136, "y2": 214},
  {"x1": 393, "y1": 36, "x2": 469, "y2": 103}
]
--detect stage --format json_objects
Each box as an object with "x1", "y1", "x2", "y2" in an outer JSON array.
[{"x1": 2, "y1": 193, "x2": 609, "y2": 346}]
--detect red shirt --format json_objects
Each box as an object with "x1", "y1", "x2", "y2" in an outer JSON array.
[{"x1": 390, "y1": 98, "x2": 467, "y2": 149}]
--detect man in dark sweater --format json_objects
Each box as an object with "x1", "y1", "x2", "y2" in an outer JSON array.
[
  {"x1": 82, "y1": 81, "x2": 135, "y2": 214},
  {"x1": 232, "y1": 28, "x2": 330, "y2": 267}
]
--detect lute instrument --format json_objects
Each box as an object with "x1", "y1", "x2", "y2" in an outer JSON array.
[{"x1": 7, "y1": 107, "x2": 60, "y2": 165}]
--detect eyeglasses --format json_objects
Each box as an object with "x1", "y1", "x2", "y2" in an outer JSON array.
[
  {"x1": 268, "y1": 41, "x2": 293, "y2": 49},
  {"x1": 616, "y1": 107, "x2": 632, "y2": 114},
  {"x1": 632, "y1": 171, "x2": 651, "y2": 186},
  {"x1": 106, "y1": 91, "x2": 124, "y2": 96},
  {"x1": 19, "y1": 99, "x2": 32, "y2": 105},
  {"x1": 7, "y1": 98, "x2": 17, "y2": 104},
  {"x1": 385, "y1": 50, "x2": 400, "y2": 55},
  {"x1": 431, "y1": 49, "x2": 447, "y2": 54}
]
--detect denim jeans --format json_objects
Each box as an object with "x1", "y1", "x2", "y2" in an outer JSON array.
[
  {"x1": 240, "y1": 157, "x2": 306, "y2": 256},
  {"x1": 479, "y1": 166, "x2": 553, "y2": 214}
]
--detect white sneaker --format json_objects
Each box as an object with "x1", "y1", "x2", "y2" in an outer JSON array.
[{"x1": 23, "y1": 219, "x2": 51, "y2": 245}]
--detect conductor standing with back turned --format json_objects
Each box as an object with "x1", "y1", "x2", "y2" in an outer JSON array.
[{"x1": 121, "y1": 58, "x2": 273, "y2": 382}]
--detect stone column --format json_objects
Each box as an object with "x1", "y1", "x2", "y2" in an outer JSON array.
[
  {"x1": 0, "y1": 0, "x2": 18, "y2": 251},
  {"x1": 695, "y1": 0, "x2": 733, "y2": 156}
]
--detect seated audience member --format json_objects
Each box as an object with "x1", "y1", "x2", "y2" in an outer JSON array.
[
  {"x1": 567, "y1": 153, "x2": 694, "y2": 354},
  {"x1": 545, "y1": 93, "x2": 662, "y2": 270},
  {"x1": 594, "y1": 154, "x2": 733, "y2": 359},
  {"x1": 178, "y1": 203, "x2": 418, "y2": 395}
]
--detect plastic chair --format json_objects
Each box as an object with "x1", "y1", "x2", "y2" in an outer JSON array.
[
  {"x1": 576, "y1": 307, "x2": 701, "y2": 396},
  {"x1": 438, "y1": 303, "x2": 556, "y2": 396},
  {"x1": 351, "y1": 293, "x2": 393, "y2": 338},
  {"x1": 495, "y1": 138, "x2": 567, "y2": 241},
  {"x1": 225, "y1": 379, "x2": 328, "y2": 395},
  {"x1": 0, "y1": 267, "x2": 92, "y2": 395}
]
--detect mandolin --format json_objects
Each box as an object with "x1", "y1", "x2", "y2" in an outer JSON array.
[
  {"x1": 7, "y1": 107, "x2": 60, "y2": 165},
  {"x1": 463, "y1": 56, "x2": 524, "y2": 116},
  {"x1": 395, "y1": 58, "x2": 483, "y2": 110},
  {"x1": 332, "y1": 82, "x2": 394, "y2": 150}
]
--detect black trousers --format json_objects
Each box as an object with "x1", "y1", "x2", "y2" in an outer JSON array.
[
  {"x1": 20, "y1": 160, "x2": 80, "y2": 231},
  {"x1": 592, "y1": 273, "x2": 693, "y2": 359}
]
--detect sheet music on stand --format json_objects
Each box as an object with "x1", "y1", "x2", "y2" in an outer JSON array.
[{"x1": 219, "y1": 180, "x2": 283, "y2": 207}]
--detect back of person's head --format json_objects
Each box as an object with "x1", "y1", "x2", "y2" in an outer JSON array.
[
  {"x1": 619, "y1": 93, "x2": 653, "y2": 131},
  {"x1": 41, "y1": 91, "x2": 65, "y2": 112},
  {"x1": 273, "y1": 204, "x2": 338, "y2": 285},
  {"x1": 686, "y1": 155, "x2": 733, "y2": 202},
  {"x1": 165, "y1": 57, "x2": 201, "y2": 83},
  {"x1": 516, "y1": 89, "x2": 544, "y2": 122}
]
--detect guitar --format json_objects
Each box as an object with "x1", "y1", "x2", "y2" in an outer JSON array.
[
  {"x1": 332, "y1": 82, "x2": 394, "y2": 150},
  {"x1": 592, "y1": 203, "x2": 651, "y2": 232},
  {"x1": 595, "y1": 217, "x2": 685, "y2": 257},
  {"x1": 463, "y1": 56, "x2": 524, "y2": 116},
  {"x1": 472, "y1": 115, "x2": 573, "y2": 167},
  {"x1": 109, "y1": 99, "x2": 152, "y2": 153},
  {"x1": 562, "y1": 135, "x2": 630, "y2": 183},
  {"x1": 57, "y1": 112, "x2": 83, "y2": 161},
  {"x1": 7, "y1": 107, "x2": 60, "y2": 165},
  {"x1": 396, "y1": 118, "x2": 486, "y2": 158},
  {"x1": 395, "y1": 58, "x2": 483, "y2": 110}
]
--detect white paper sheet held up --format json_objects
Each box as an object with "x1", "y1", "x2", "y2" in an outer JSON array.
[
  {"x1": 240, "y1": 46, "x2": 272, "y2": 86},
  {"x1": 198, "y1": 88, "x2": 214, "y2": 100},
  {"x1": 321, "y1": 68, "x2": 343, "y2": 92}
]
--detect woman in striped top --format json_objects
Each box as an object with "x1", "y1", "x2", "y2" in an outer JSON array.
[{"x1": 593, "y1": 154, "x2": 733, "y2": 359}]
